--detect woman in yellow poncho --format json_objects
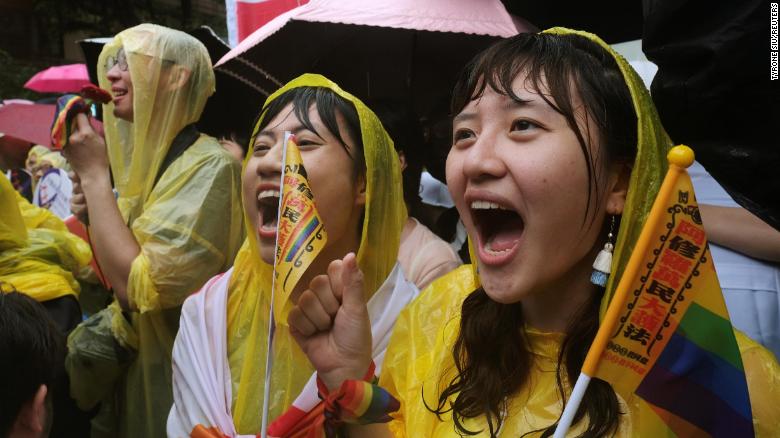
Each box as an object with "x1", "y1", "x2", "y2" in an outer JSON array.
[
  {"x1": 63, "y1": 24, "x2": 244, "y2": 438},
  {"x1": 287, "y1": 29, "x2": 780, "y2": 437},
  {"x1": 167, "y1": 74, "x2": 415, "y2": 437}
]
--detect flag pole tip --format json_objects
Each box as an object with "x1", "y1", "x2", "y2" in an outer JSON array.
[{"x1": 667, "y1": 145, "x2": 694, "y2": 168}]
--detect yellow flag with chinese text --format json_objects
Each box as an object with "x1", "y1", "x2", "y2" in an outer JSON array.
[
  {"x1": 585, "y1": 146, "x2": 753, "y2": 436},
  {"x1": 273, "y1": 135, "x2": 328, "y2": 322}
]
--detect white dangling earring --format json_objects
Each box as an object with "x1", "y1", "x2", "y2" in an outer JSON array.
[{"x1": 591, "y1": 215, "x2": 616, "y2": 287}]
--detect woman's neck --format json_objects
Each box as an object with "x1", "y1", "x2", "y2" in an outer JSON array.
[{"x1": 520, "y1": 256, "x2": 597, "y2": 332}]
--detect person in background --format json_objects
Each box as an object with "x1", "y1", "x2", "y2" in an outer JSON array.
[
  {"x1": 25, "y1": 146, "x2": 51, "y2": 178},
  {"x1": 691, "y1": 162, "x2": 780, "y2": 359},
  {"x1": 369, "y1": 100, "x2": 461, "y2": 290},
  {"x1": 0, "y1": 287, "x2": 65, "y2": 438},
  {"x1": 31, "y1": 151, "x2": 72, "y2": 219},
  {"x1": 2, "y1": 152, "x2": 93, "y2": 438},
  {"x1": 218, "y1": 131, "x2": 248, "y2": 162},
  {"x1": 629, "y1": 59, "x2": 780, "y2": 360},
  {"x1": 63, "y1": 24, "x2": 244, "y2": 438}
]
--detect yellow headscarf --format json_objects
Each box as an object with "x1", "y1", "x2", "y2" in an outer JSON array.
[
  {"x1": 97, "y1": 23, "x2": 216, "y2": 223},
  {"x1": 539, "y1": 28, "x2": 672, "y2": 316},
  {"x1": 226, "y1": 73, "x2": 407, "y2": 433}
]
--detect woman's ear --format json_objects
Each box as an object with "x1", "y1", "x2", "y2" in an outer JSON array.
[
  {"x1": 606, "y1": 162, "x2": 631, "y2": 215},
  {"x1": 15, "y1": 384, "x2": 48, "y2": 434},
  {"x1": 355, "y1": 172, "x2": 367, "y2": 207},
  {"x1": 166, "y1": 65, "x2": 192, "y2": 91},
  {"x1": 398, "y1": 150, "x2": 408, "y2": 172}
]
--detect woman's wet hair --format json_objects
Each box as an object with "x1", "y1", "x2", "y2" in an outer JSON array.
[
  {"x1": 428, "y1": 32, "x2": 639, "y2": 437},
  {"x1": 452, "y1": 31, "x2": 637, "y2": 226},
  {"x1": 253, "y1": 87, "x2": 365, "y2": 176}
]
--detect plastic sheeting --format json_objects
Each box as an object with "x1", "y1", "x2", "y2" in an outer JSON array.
[
  {"x1": 381, "y1": 266, "x2": 780, "y2": 436},
  {"x1": 66, "y1": 24, "x2": 244, "y2": 438},
  {"x1": 226, "y1": 73, "x2": 407, "y2": 434},
  {"x1": 0, "y1": 175, "x2": 27, "y2": 250},
  {"x1": 0, "y1": 175, "x2": 91, "y2": 301},
  {"x1": 538, "y1": 28, "x2": 671, "y2": 319}
]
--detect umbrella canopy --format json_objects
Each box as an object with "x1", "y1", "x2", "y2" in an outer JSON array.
[
  {"x1": 24, "y1": 64, "x2": 92, "y2": 94},
  {"x1": 0, "y1": 103, "x2": 55, "y2": 146},
  {"x1": 235, "y1": 0, "x2": 310, "y2": 42},
  {"x1": 215, "y1": 0, "x2": 526, "y2": 122}
]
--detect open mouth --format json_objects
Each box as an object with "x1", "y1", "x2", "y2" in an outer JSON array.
[
  {"x1": 470, "y1": 200, "x2": 524, "y2": 264},
  {"x1": 257, "y1": 189, "x2": 280, "y2": 238}
]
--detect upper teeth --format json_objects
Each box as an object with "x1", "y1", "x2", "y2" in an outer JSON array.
[
  {"x1": 258, "y1": 190, "x2": 280, "y2": 200},
  {"x1": 471, "y1": 201, "x2": 505, "y2": 210}
]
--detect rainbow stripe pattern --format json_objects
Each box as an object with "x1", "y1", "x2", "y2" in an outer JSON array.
[
  {"x1": 50, "y1": 94, "x2": 90, "y2": 150},
  {"x1": 635, "y1": 302, "x2": 753, "y2": 436},
  {"x1": 587, "y1": 146, "x2": 754, "y2": 437}
]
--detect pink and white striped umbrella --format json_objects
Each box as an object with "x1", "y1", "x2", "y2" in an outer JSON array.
[{"x1": 214, "y1": 0, "x2": 530, "y2": 118}]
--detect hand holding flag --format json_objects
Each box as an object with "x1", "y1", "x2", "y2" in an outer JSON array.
[
  {"x1": 261, "y1": 133, "x2": 329, "y2": 437},
  {"x1": 555, "y1": 145, "x2": 755, "y2": 437},
  {"x1": 271, "y1": 134, "x2": 329, "y2": 322}
]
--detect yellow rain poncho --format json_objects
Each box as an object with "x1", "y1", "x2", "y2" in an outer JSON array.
[
  {"x1": 17, "y1": 189, "x2": 67, "y2": 231},
  {"x1": 67, "y1": 24, "x2": 244, "y2": 438},
  {"x1": 0, "y1": 175, "x2": 91, "y2": 301},
  {"x1": 379, "y1": 28, "x2": 780, "y2": 437},
  {"x1": 226, "y1": 74, "x2": 406, "y2": 434}
]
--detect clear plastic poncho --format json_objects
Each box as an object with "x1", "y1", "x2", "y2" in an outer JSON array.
[
  {"x1": 69, "y1": 23, "x2": 244, "y2": 438},
  {"x1": 226, "y1": 74, "x2": 407, "y2": 434},
  {"x1": 0, "y1": 175, "x2": 91, "y2": 301},
  {"x1": 379, "y1": 28, "x2": 780, "y2": 437}
]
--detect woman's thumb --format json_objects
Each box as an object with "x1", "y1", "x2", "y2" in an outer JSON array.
[{"x1": 340, "y1": 252, "x2": 365, "y2": 311}]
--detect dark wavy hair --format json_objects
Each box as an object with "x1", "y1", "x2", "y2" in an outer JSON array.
[{"x1": 426, "y1": 32, "x2": 638, "y2": 437}]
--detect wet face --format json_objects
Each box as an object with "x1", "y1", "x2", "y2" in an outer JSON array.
[
  {"x1": 106, "y1": 48, "x2": 134, "y2": 122},
  {"x1": 243, "y1": 102, "x2": 365, "y2": 270},
  {"x1": 447, "y1": 71, "x2": 624, "y2": 311}
]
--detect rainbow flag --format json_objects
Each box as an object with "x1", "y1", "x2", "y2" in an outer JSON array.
[
  {"x1": 50, "y1": 94, "x2": 90, "y2": 150},
  {"x1": 556, "y1": 145, "x2": 754, "y2": 437},
  {"x1": 272, "y1": 134, "x2": 328, "y2": 322}
]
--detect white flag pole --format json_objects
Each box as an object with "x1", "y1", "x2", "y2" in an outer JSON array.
[
  {"x1": 260, "y1": 132, "x2": 291, "y2": 438},
  {"x1": 553, "y1": 372, "x2": 592, "y2": 438}
]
